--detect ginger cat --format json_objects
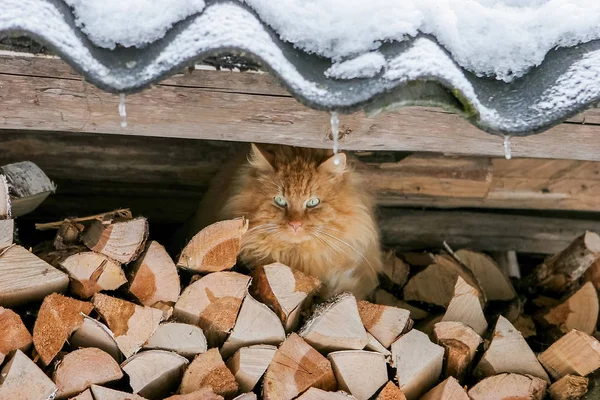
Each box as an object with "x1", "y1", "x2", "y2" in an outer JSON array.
[{"x1": 183, "y1": 144, "x2": 382, "y2": 299}]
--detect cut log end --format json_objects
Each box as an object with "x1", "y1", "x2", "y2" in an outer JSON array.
[
  {"x1": 0, "y1": 350, "x2": 58, "y2": 400},
  {"x1": 376, "y1": 382, "x2": 406, "y2": 400},
  {"x1": 179, "y1": 348, "x2": 239, "y2": 398},
  {"x1": 468, "y1": 374, "x2": 547, "y2": 400},
  {"x1": 420, "y1": 377, "x2": 468, "y2": 400},
  {"x1": 0, "y1": 306, "x2": 32, "y2": 364},
  {"x1": 83, "y1": 217, "x2": 149, "y2": 264},
  {"x1": 59, "y1": 251, "x2": 127, "y2": 298},
  {"x1": 226, "y1": 345, "x2": 276, "y2": 393},
  {"x1": 538, "y1": 329, "x2": 600, "y2": 380},
  {"x1": 328, "y1": 350, "x2": 388, "y2": 400},
  {"x1": 549, "y1": 375, "x2": 589, "y2": 400},
  {"x1": 144, "y1": 322, "x2": 207, "y2": 358},
  {"x1": 129, "y1": 241, "x2": 180, "y2": 306}
]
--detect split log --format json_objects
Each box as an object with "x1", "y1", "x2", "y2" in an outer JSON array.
[
  {"x1": 474, "y1": 316, "x2": 549, "y2": 381},
  {"x1": 179, "y1": 348, "x2": 239, "y2": 398},
  {"x1": 33, "y1": 293, "x2": 93, "y2": 365},
  {"x1": 364, "y1": 333, "x2": 391, "y2": 357},
  {"x1": 165, "y1": 387, "x2": 225, "y2": 400},
  {"x1": 297, "y1": 388, "x2": 355, "y2": 400},
  {"x1": 420, "y1": 377, "x2": 468, "y2": 400},
  {"x1": 0, "y1": 306, "x2": 32, "y2": 365},
  {"x1": 251, "y1": 262, "x2": 320, "y2": 332},
  {"x1": 226, "y1": 345, "x2": 276, "y2": 393},
  {"x1": 583, "y1": 257, "x2": 600, "y2": 290},
  {"x1": 174, "y1": 271, "x2": 250, "y2": 347},
  {"x1": 403, "y1": 256, "x2": 483, "y2": 308},
  {"x1": 0, "y1": 245, "x2": 69, "y2": 306},
  {"x1": 0, "y1": 219, "x2": 13, "y2": 249},
  {"x1": 122, "y1": 350, "x2": 189, "y2": 399},
  {"x1": 129, "y1": 241, "x2": 180, "y2": 307},
  {"x1": 177, "y1": 218, "x2": 248, "y2": 273},
  {"x1": 70, "y1": 315, "x2": 121, "y2": 361},
  {"x1": 83, "y1": 217, "x2": 149, "y2": 264},
  {"x1": 372, "y1": 289, "x2": 429, "y2": 320},
  {"x1": 542, "y1": 282, "x2": 599, "y2": 335},
  {"x1": 492, "y1": 250, "x2": 521, "y2": 279},
  {"x1": 529, "y1": 231, "x2": 600, "y2": 293},
  {"x1": 328, "y1": 350, "x2": 387, "y2": 400},
  {"x1": 390, "y1": 329, "x2": 444, "y2": 400},
  {"x1": 54, "y1": 220, "x2": 83, "y2": 250},
  {"x1": 1, "y1": 161, "x2": 56, "y2": 217},
  {"x1": 375, "y1": 382, "x2": 405, "y2": 400},
  {"x1": 93, "y1": 293, "x2": 163, "y2": 358},
  {"x1": 433, "y1": 321, "x2": 482, "y2": 382},
  {"x1": 401, "y1": 252, "x2": 435, "y2": 267},
  {"x1": 143, "y1": 322, "x2": 207, "y2": 358},
  {"x1": 357, "y1": 300, "x2": 411, "y2": 348},
  {"x1": 538, "y1": 329, "x2": 600, "y2": 380},
  {"x1": 70, "y1": 389, "x2": 94, "y2": 400},
  {"x1": 441, "y1": 277, "x2": 488, "y2": 336},
  {"x1": 0, "y1": 175, "x2": 10, "y2": 219},
  {"x1": 89, "y1": 385, "x2": 147, "y2": 400},
  {"x1": 262, "y1": 333, "x2": 337, "y2": 400},
  {"x1": 59, "y1": 251, "x2": 127, "y2": 298},
  {"x1": 467, "y1": 373, "x2": 547, "y2": 400},
  {"x1": 221, "y1": 295, "x2": 285, "y2": 358},
  {"x1": 454, "y1": 249, "x2": 516, "y2": 301},
  {"x1": 54, "y1": 348, "x2": 123, "y2": 399},
  {"x1": 548, "y1": 375, "x2": 589, "y2": 400},
  {"x1": 380, "y1": 250, "x2": 410, "y2": 291},
  {"x1": 0, "y1": 350, "x2": 58, "y2": 400}
]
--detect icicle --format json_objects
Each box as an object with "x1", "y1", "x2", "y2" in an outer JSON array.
[
  {"x1": 330, "y1": 111, "x2": 341, "y2": 165},
  {"x1": 118, "y1": 93, "x2": 127, "y2": 128},
  {"x1": 503, "y1": 135, "x2": 512, "y2": 160}
]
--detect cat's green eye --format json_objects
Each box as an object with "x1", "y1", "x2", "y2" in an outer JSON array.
[
  {"x1": 274, "y1": 196, "x2": 288, "y2": 207},
  {"x1": 306, "y1": 197, "x2": 320, "y2": 208}
]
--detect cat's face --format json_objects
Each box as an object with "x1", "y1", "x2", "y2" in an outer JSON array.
[{"x1": 230, "y1": 144, "x2": 354, "y2": 246}]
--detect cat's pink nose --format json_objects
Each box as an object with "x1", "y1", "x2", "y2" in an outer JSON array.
[{"x1": 288, "y1": 221, "x2": 303, "y2": 232}]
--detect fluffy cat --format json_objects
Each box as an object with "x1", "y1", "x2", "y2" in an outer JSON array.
[{"x1": 184, "y1": 144, "x2": 382, "y2": 299}]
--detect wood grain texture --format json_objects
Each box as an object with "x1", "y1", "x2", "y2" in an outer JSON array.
[{"x1": 2, "y1": 54, "x2": 600, "y2": 160}]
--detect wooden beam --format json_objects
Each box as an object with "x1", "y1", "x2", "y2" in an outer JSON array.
[
  {"x1": 1, "y1": 53, "x2": 600, "y2": 161},
  {"x1": 378, "y1": 209, "x2": 600, "y2": 254}
]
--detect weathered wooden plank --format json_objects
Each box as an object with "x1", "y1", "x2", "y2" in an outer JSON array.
[
  {"x1": 378, "y1": 209, "x2": 600, "y2": 255},
  {"x1": 1, "y1": 54, "x2": 600, "y2": 161}
]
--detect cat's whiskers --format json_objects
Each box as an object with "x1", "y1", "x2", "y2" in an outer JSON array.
[
  {"x1": 247, "y1": 223, "x2": 277, "y2": 233},
  {"x1": 311, "y1": 232, "x2": 358, "y2": 264},
  {"x1": 315, "y1": 228, "x2": 377, "y2": 276}
]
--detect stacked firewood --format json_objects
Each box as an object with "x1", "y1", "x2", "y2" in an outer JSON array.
[{"x1": 1, "y1": 171, "x2": 600, "y2": 399}]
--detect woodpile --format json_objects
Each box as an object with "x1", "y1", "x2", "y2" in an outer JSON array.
[{"x1": 0, "y1": 207, "x2": 599, "y2": 400}]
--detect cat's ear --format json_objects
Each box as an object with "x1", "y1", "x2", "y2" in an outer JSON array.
[
  {"x1": 249, "y1": 143, "x2": 275, "y2": 171},
  {"x1": 318, "y1": 153, "x2": 346, "y2": 174}
]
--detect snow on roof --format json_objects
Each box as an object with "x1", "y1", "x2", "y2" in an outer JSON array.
[{"x1": 3, "y1": 0, "x2": 600, "y2": 137}]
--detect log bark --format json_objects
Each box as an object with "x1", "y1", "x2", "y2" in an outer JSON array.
[
  {"x1": 0, "y1": 306, "x2": 32, "y2": 365},
  {"x1": 420, "y1": 377, "x2": 468, "y2": 400},
  {"x1": 226, "y1": 345, "x2": 276, "y2": 393},
  {"x1": 221, "y1": 295, "x2": 285, "y2": 359},
  {"x1": 299, "y1": 293, "x2": 368, "y2": 353},
  {"x1": 433, "y1": 321, "x2": 481, "y2": 382},
  {"x1": 83, "y1": 217, "x2": 149, "y2": 264},
  {"x1": 33, "y1": 293, "x2": 93, "y2": 365},
  {"x1": 179, "y1": 348, "x2": 239, "y2": 398},
  {"x1": 129, "y1": 241, "x2": 180, "y2": 307},
  {"x1": 0, "y1": 350, "x2": 58, "y2": 400},
  {"x1": 454, "y1": 249, "x2": 516, "y2": 301},
  {"x1": 251, "y1": 262, "x2": 321, "y2": 332},
  {"x1": 122, "y1": 350, "x2": 189, "y2": 399},
  {"x1": 53, "y1": 348, "x2": 123, "y2": 399},
  {"x1": 177, "y1": 218, "x2": 248, "y2": 273},
  {"x1": 376, "y1": 382, "x2": 405, "y2": 400},
  {"x1": 467, "y1": 373, "x2": 547, "y2": 400},
  {"x1": 262, "y1": 333, "x2": 337, "y2": 400},
  {"x1": 58, "y1": 251, "x2": 127, "y2": 298},
  {"x1": 529, "y1": 231, "x2": 600, "y2": 293},
  {"x1": 474, "y1": 316, "x2": 549, "y2": 381},
  {"x1": 357, "y1": 300, "x2": 411, "y2": 348},
  {"x1": 538, "y1": 330, "x2": 600, "y2": 380},
  {"x1": 0, "y1": 245, "x2": 69, "y2": 307},
  {"x1": 92, "y1": 293, "x2": 163, "y2": 358},
  {"x1": 390, "y1": 329, "x2": 444, "y2": 400},
  {"x1": 328, "y1": 350, "x2": 387, "y2": 400},
  {"x1": 70, "y1": 315, "x2": 121, "y2": 361},
  {"x1": 549, "y1": 375, "x2": 589, "y2": 400},
  {"x1": 1, "y1": 161, "x2": 56, "y2": 217},
  {"x1": 174, "y1": 271, "x2": 250, "y2": 347},
  {"x1": 143, "y1": 322, "x2": 207, "y2": 358}
]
